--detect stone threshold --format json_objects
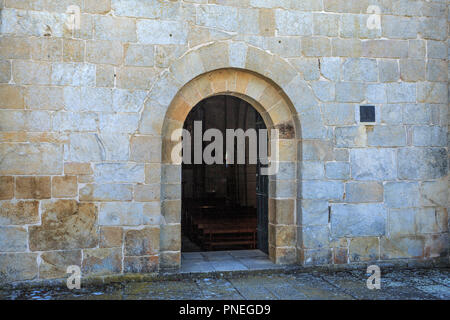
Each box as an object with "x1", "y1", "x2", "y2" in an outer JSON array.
[{"x1": 2, "y1": 256, "x2": 448, "y2": 290}]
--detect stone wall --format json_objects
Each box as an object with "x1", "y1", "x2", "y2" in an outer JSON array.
[{"x1": 0, "y1": 0, "x2": 448, "y2": 283}]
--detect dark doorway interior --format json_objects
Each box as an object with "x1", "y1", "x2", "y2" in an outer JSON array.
[{"x1": 181, "y1": 95, "x2": 268, "y2": 253}]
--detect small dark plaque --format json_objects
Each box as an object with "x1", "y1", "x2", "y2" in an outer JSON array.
[{"x1": 360, "y1": 105, "x2": 375, "y2": 122}]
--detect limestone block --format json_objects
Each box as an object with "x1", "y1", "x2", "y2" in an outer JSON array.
[
  {"x1": 82, "y1": 248, "x2": 122, "y2": 276},
  {"x1": 302, "y1": 225, "x2": 329, "y2": 249},
  {"x1": 52, "y1": 176, "x2": 77, "y2": 198},
  {"x1": 63, "y1": 39, "x2": 85, "y2": 62},
  {"x1": 124, "y1": 256, "x2": 158, "y2": 273},
  {"x1": 39, "y1": 250, "x2": 81, "y2": 279},
  {"x1": 100, "y1": 226, "x2": 123, "y2": 248},
  {"x1": 345, "y1": 182, "x2": 383, "y2": 203},
  {"x1": 275, "y1": 10, "x2": 312, "y2": 36},
  {"x1": 0, "y1": 143, "x2": 62, "y2": 175},
  {"x1": 94, "y1": 163, "x2": 145, "y2": 184},
  {"x1": 399, "y1": 59, "x2": 425, "y2": 81},
  {"x1": 80, "y1": 184, "x2": 132, "y2": 201},
  {"x1": 343, "y1": 58, "x2": 378, "y2": 82},
  {"x1": 412, "y1": 126, "x2": 447, "y2": 147},
  {"x1": 362, "y1": 40, "x2": 408, "y2": 58},
  {"x1": 397, "y1": 147, "x2": 447, "y2": 180},
  {"x1": 325, "y1": 162, "x2": 350, "y2": 180},
  {"x1": 403, "y1": 104, "x2": 432, "y2": 125},
  {"x1": 124, "y1": 44, "x2": 154, "y2": 67},
  {"x1": 331, "y1": 203, "x2": 387, "y2": 238},
  {"x1": 0, "y1": 37, "x2": 31, "y2": 59},
  {"x1": 196, "y1": 5, "x2": 238, "y2": 32},
  {"x1": 417, "y1": 82, "x2": 447, "y2": 103},
  {"x1": 0, "y1": 226, "x2": 27, "y2": 252},
  {"x1": 350, "y1": 148, "x2": 397, "y2": 181},
  {"x1": 332, "y1": 38, "x2": 362, "y2": 57},
  {"x1": 112, "y1": 0, "x2": 161, "y2": 18},
  {"x1": 0, "y1": 200, "x2": 39, "y2": 225},
  {"x1": 335, "y1": 126, "x2": 367, "y2": 148},
  {"x1": 349, "y1": 237, "x2": 379, "y2": 262},
  {"x1": 322, "y1": 103, "x2": 355, "y2": 125},
  {"x1": 335, "y1": 82, "x2": 365, "y2": 102},
  {"x1": 302, "y1": 180, "x2": 344, "y2": 200},
  {"x1": 12, "y1": 60, "x2": 51, "y2": 85},
  {"x1": 302, "y1": 37, "x2": 331, "y2": 57},
  {"x1": 311, "y1": 81, "x2": 335, "y2": 102},
  {"x1": 29, "y1": 200, "x2": 98, "y2": 251},
  {"x1": 0, "y1": 253, "x2": 38, "y2": 282},
  {"x1": 134, "y1": 184, "x2": 160, "y2": 202},
  {"x1": 99, "y1": 202, "x2": 144, "y2": 226},
  {"x1": 379, "y1": 59, "x2": 399, "y2": 82},
  {"x1": 161, "y1": 200, "x2": 181, "y2": 224},
  {"x1": 366, "y1": 83, "x2": 387, "y2": 103},
  {"x1": 116, "y1": 66, "x2": 157, "y2": 90},
  {"x1": 86, "y1": 40, "x2": 123, "y2": 65},
  {"x1": 420, "y1": 178, "x2": 448, "y2": 207},
  {"x1": 427, "y1": 41, "x2": 447, "y2": 59},
  {"x1": 125, "y1": 227, "x2": 160, "y2": 256},
  {"x1": 160, "y1": 224, "x2": 181, "y2": 251},
  {"x1": 367, "y1": 126, "x2": 406, "y2": 147},
  {"x1": 85, "y1": 0, "x2": 111, "y2": 14},
  {"x1": 269, "y1": 198, "x2": 295, "y2": 225},
  {"x1": 137, "y1": 19, "x2": 188, "y2": 44},
  {"x1": 340, "y1": 14, "x2": 381, "y2": 39},
  {"x1": 51, "y1": 63, "x2": 95, "y2": 86},
  {"x1": 386, "y1": 83, "x2": 416, "y2": 103},
  {"x1": 0, "y1": 85, "x2": 25, "y2": 109},
  {"x1": 0, "y1": 177, "x2": 14, "y2": 200},
  {"x1": 15, "y1": 176, "x2": 51, "y2": 199},
  {"x1": 30, "y1": 38, "x2": 62, "y2": 61},
  {"x1": 300, "y1": 248, "x2": 331, "y2": 266},
  {"x1": 382, "y1": 16, "x2": 419, "y2": 39},
  {"x1": 94, "y1": 15, "x2": 136, "y2": 42},
  {"x1": 384, "y1": 182, "x2": 420, "y2": 208},
  {"x1": 426, "y1": 59, "x2": 447, "y2": 82},
  {"x1": 302, "y1": 140, "x2": 334, "y2": 161},
  {"x1": 289, "y1": 58, "x2": 319, "y2": 80},
  {"x1": 301, "y1": 161, "x2": 325, "y2": 180},
  {"x1": 381, "y1": 236, "x2": 424, "y2": 259},
  {"x1": 299, "y1": 200, "x2": 329, "y2": 226}
]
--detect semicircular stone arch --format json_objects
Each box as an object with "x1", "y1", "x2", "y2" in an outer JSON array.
[{"x1": 135, "y1": 41, "x2": 320, "y2": 270}]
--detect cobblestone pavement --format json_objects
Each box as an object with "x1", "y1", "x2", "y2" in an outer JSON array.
[{"x1": 1, "y1": 268, "x2": 449, "y2": 300}]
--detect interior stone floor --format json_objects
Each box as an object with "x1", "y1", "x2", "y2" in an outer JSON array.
[{"x1": 180, "y1": 250, "x2": 283, "y2": 273}]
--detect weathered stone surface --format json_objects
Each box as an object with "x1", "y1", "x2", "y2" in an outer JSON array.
[
  {"x1": 384, "y1": 182, "x2": 420, "y2": 208},
  {"x1": 420, "y1": 178, "x2": 448, "y2": 207},
  {"x1": 64, "y1": 163, "x2": 93, "y2": 176},
  {"x1": 350, "y1": 148, "x2": 397, "y2": 181},
  {"x1": 367, "y1": 126, "x2": 406, "y2": 147},
  {"x1": 397, "y1": 148, "x2": 447, "y2": 180},
  {"x1": 0, "y1": 143, "x2": 63, "y2": 175},
  {"x1": 125, "y1": 227, "x2": 160, "y2": 256},
  {"x1": 0, "y1": 85, "x2": 25, "y2": 109},
  {"x1": 302, "y1": 180, "x2": 344, "y2": 200},
  {"x1": 29, "y1": 200, "x2": 98, "y2": 251},
  {"x1": 349, "y1": 237, "x2": 379, "y2": 262},
  {"x1": 381, "y1": 236, "x2": 425, "y2": 259},
  {"x1": 160, "y1": 224, "x2": 181, "y2": 251},
  {"x1": 302, "y1": 225, "x2": 329, "y2": 249},
  {"x1": 39, "y1": 250, "x2": 81, "y2": 279},
  {"x1": 0, "y1": 226, "x2": 27, "y2": 252},
  {"x1": 345, "y1": 182, "x2": 383, "y2": 203},
  {"x1": 331, "y1": 204, "x2": 387, "y2": 238},
  {"x1": 80, "y1": 184, "x2": 133, "y2": 202},
  {"x1": 299, "y1": 200, "x2": 328, "y2": 226},
  {"x1": 134, "y1": 184, "x2": 160, "y2": 202},
  {"x1": 99, "y1": 202, "x2": 144, "y2": 226},
  {"x1": 325, "y1": 162, "x2": 350, "y2": 180},
  {"x1": 321, "y1": 103, "x2": 355, "y2": 125},
  {"x1": 124, "y1": 256, "x2": 158, "y2": 273},
  {"x1": 94, "y1": 163, "x2": 145, "y2": 184},
  {"x1": 52, "y1": 176, "x2": 77, "y2": 198},
  {"x1": 82, "y1": 248, "x2": 122, "y2": 276},
  {"x1": 100, "y1": 227, "x2": 123, "y2": 248},
  {"x1": 0, "y1": 177, "x2": 14, "y2": 200},
  {"x1": 130, "y1": 136, "x2": 162, "y2": 163},
  {"x1": 0, "y1": 200, "x2": 39, "y2": 225},
  {"x1": 137, "y1": 20, "x2": 188, "y2": 44},
  {"x1": 0, "y1": 253, "x2": 38, "y2": 282},
  {"x1": 15, "y1": 176, "x2": 51, "y2": 199}
]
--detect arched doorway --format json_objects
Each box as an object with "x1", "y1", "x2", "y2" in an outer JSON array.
[
  {"x1": 181, "y1": 95, "x2": 269, "y2": 254},
  {"x1": 159, "y1": 68, "x2": 300, "y2": 269}
]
